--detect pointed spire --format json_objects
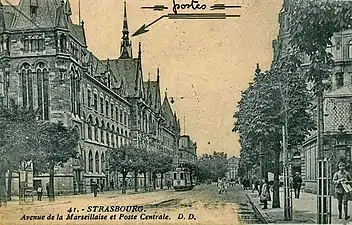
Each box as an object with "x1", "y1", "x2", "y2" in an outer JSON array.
[
  {"x1": 78, "y1": 0, "x2": 81, "y2": 24},
  {"x1": 123, "y1": 0, "x2": 128, "y2": 31},
  {"x1": 65, "y1": 0, "x2": 72, "y2": 16},
  {"x1": 120, "y1": 0, "x2": 132, "y2": 58},
  {"x1": 138, "y1": 42, "x2": 142, "y2": 58},
  {"x1": 157, "y1": 68, "x2": 160, "y2": 82}
]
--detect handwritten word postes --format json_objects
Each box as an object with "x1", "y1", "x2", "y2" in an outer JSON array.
[{"x1": 172, "y1": 0, "x2": 207, "y2": 14}]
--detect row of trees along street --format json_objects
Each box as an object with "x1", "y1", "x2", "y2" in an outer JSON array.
[
  {"x1": 233, "y1": 0, "x2": 352, "y2": 209},
  {"x1": 195, "y1": 151, "x2": 228, "y2": 183},
  {"x1": 0, "y1": 100, "x2": 80, "y2": 205},
  {"x1": 109, "y1": 145, "x2": 174, "y2": 194}
]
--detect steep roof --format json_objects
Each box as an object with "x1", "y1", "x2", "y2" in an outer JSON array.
[
  {"x1": 11, "y1": 0, "x2": 60, "y2": 30},
  {"x1": 69, "y1": 23, "x2": 86, "y2": 46},
  {"x1": 103, "y1": 58, "x2": 142, "y2": 97},
  {"x1": 162, "y1": 95, "x2": 177, "y2": 129}
]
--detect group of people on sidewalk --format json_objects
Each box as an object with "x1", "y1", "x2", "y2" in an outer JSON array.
[
  {"x1": 245, "y1": 161, "x2": 352, "y2": 221},
  {"x1": 248, "y1": 173, "x2": 303, "y2": 210}
]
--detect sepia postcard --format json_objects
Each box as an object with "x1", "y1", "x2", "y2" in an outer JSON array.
[{"x1": 0, "y1": 0, "x2": 351, "y2": 224}]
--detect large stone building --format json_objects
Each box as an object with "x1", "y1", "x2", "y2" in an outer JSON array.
[
  {"x1": 0, "y1": 0, "x2": 181, "y2": 195},
  {"x1": 272, "y1": 0, "x2": 352, "y2": 193}
]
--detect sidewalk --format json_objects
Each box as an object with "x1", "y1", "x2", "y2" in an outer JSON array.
[
  {"x1": 5, "y1": 187, "x2": 169, "y2": 208},
  {"x1": 246, "y1": 188, "x2": 352, "y2": 224}
]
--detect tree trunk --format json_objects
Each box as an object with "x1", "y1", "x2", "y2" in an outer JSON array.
[
  {"x1": 122, "y1": 172, "x2": 127, "y2": 194},
  {"x1": 7, "y1": 169, "x2": 12, "y2": 201},
  {"x1": 49, "y1": 164, "x2": 55, "y2": 202},
  {"x1": 272, "y1": 149, "x2": 280, "y2": 208},
  {"x1": 160, "y1": 173, "x2": 164, "y2": 190},
  {"x1": 190, "y1": 170, "x2": 193, "y2": 186},
  {"x1": 0, "y1": 169, "x2": 7, "y2": 207},
  {"x1": 152, "y1": 173, "x2": 156, "y2": 190},
  {"x1": 143, "y1": 172, "x2": 147, "y2": 191},
  {"x1": 134, "y1": 171, "x2": 138, "y2": 193}
]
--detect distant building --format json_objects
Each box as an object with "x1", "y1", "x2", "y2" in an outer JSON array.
[
  {"x1": 227, "y1": 156, "x2": 240, "y2": 181},
  {"x1": 178, "y1": 135, "x2": 197, "y2": 166}
]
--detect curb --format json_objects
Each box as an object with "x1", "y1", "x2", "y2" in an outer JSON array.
[{"x1": 245, "y1": 193, "x2": 269, "y2": 224}]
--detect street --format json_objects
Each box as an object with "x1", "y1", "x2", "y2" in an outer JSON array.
[{"x1": 0, "y1": 184, "x2": 257, "y2": 225}]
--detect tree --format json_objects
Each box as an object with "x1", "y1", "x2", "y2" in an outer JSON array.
[
  {"x1": 195, "y1": 151, "x2": 228, "y2": 182},
  {"x1": 156, "y1": 152, "x2": 173, "y2": 190},
  {"x1": 0, "y1": 101, "x2": 41, "y2": 206},
  {"x1": 109, "y1": 145, "x2": 141, "y2": 194},
  {"x1": 33, "y1": 121, "x2": 80, "y2": 202},
  {"x1": 233, "y1": 59, "x2": 315, "y2": 208},
  {"x1": 0, "y1": 100, "x2": 79, "y2": 204}
]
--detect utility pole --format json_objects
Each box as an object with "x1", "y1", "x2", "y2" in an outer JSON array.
[
  {"x1": 279, "y1": 84, "x2": 292, "y2": 221},
  {"x1": 317, "y1": 77, "x2": 331, "y2": 224}
]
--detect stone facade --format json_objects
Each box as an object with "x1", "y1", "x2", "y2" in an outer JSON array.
[{"x1": 1, "y1": 0, "x2": 181, "y2": 195}]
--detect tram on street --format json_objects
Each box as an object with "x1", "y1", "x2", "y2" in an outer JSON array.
[{"x1": 172, "y1": 167, "x2": 196, "y2": 191}]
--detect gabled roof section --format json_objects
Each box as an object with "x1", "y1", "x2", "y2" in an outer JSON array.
[
  {"x1": 69, "y1": 23, "x2": 86, "y2": 46},
  {"x1": 102, "y1": 58, "x2": 142, "y2": 97},
  {"x1": 2, "y1": 6, "x2": 15, "y2": 30},
  {"x1": 11, "y1": 0, "x2": 60, "y2": 30},
  {"x1": 162, "y1": 94, "x2": 177, "y2": 128}
]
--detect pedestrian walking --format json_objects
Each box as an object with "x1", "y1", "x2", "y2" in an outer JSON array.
[
  {"x1": 293, "y1": 172, "x2": 303, "y2": 199},
  {"x1": 223, "y1": 178, "x2": 228, "y2": 194},
  {"x1": 92, "y1": 182, "x2": 98, "y2": 197},
  {"x1": 333, "y1": 161, "x2": 352, "y2": 220},
  {"x1": 252, "y1": 179, "x2": 260, "y2": 193},
  {"x1": 100, "y1": 182, "x2": 104, "y2": 193},
  {"x1": 217, "y1": 178, "x2": 223, "y2": 194},
  {"x1": 260, "y1": 178, "x2": 271, "y2": 210},
  {"x1": 37, "y1": 186, "x2": 43, "y2": 201},
  {"x1": 45, "y1": 183, "x2": 49, "y2": 198},
  {"x1": 110, "y1": 180, "x2": 114, "y2": 191}
]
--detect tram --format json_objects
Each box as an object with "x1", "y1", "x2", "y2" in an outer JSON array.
[{"x1": 172, "y1": 167, "x2": 196, "y2": 191}]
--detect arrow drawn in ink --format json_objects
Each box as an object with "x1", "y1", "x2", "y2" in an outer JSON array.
[
  {"x1": 132, "y1": 13, "x2": 240, "y2": 37},
  {"x1": 132, "y1": 15, "x2": 168, "y2": 37}
]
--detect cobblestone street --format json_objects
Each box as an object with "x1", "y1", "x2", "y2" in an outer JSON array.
[{"x1": 0, "y1": 184, "x2": 257, "y2": 225}]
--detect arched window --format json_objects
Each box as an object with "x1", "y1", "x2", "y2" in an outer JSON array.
[
  {"x1": 70, "y1": 69, "x2": 81, "y2": 116},
  {"x1": 106, "y1": 122, "x2": 110, "y2": 146},
  {"x1": 116, "y1": 106, "x2": 119, "y2": 122},
  {"x1": 349, "y1": 40, "x2": 352, "y2": 59},
  {"x1": 36, "y1": 63, "x2": 49, "y2": 120},
  {"x1": 101, "y1": 121, "x2": 105, "y2": 143},
  {"x1": 87, "y1": 116, "x2": 92, "y2": 140},
  {"x1": 88, "y1": 150, "x2": 93, "y2": 173},
  {"x1": 95, "y1": 151, "x2": 99, "y2": 173},
  {"x1": 111, "y1": 125, "x2": 115, "y2": 147},
  {"x1": 82, "y1": 148, "x2": 86, "y2": 173},
  {"x1": 21, "y1": 63, "x2": 33, "y2": 109},
  {"x1": 59, "y1": 34, "x2": 67, "y2": 52},
  {"x1": 95, "y1": 118, "x2": 99, "y2": 141},
  {"x1": 105, "y1": 99, "x2": 109, "y2": 117},
  {"x1": 101, "y1": 152, "x2": 105, "y2": 174}
]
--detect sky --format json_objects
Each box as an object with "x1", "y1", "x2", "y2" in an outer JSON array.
[{"x1": 9, "y1": 0, "x2": 283, "y2": 157}]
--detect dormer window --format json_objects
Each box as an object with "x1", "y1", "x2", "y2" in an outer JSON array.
[{"x1": 30, "y1": 5, "x2": 38, "y2": 17}]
